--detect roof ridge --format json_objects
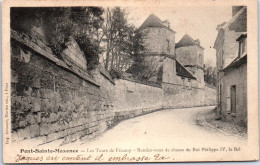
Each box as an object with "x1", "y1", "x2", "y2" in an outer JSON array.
[
  {"x1": 150, "y1": 13, "x2": 162, "y2": 22},
  {"x1": 138, "y1": 13, "x2": 175, "y2": 33},
  {"x1": 176, "y1": 33, "x2": 203, "y2": 49},
  {"x1": 185, "y1": 34, "x2": 196, "y2": 43}
]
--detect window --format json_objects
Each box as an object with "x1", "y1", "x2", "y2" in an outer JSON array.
[
  {"x1": 199, "y1": 54, "x2": 203, "y2": 66},
  {"x1": 188, "y1": 79, "x2": 191, "y2": 90},
  {"x1": 238, "y1": 37, "x2": 247, "y2": 57},
  {"x1": 166, "y1": 39, "x2": 170, "y2": 53},
  {"x1": 217, "y1": 43, "x2": 224, "y2": 70},
  {"x1": 181, "y1": 77, "x2": 185, "y2": 89},
  {"x1": 220, "y1": 48, "x2": 224, "y2": 69}
]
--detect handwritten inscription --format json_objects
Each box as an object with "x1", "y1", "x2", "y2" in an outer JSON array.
[{"x1": 14, "y1": 146, "x2": 242, "y2": 163}]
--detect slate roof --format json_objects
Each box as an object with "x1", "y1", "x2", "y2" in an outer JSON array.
[
  {"x1": 221, "y1": 54, "x2": 247, "y2": 72},
  {"x1": 138, "y1": 14, "x2": 175, "y2": 33},
  {"x1": 176, "y1": 60, "x2": 196, "y2": 80},
  {"x1": 222, "y1": 6, "x2": 247, "y2": 32},
  {"x1": 175, "y1": 34, "x2": 204, "y2": 49}
]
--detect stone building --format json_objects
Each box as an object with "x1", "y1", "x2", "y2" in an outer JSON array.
[
  {"x1": 138, "y1": 14, "x2": 196, "y2": 84},
  {"x1": 214, "y1": 6, "x2": 247, "y2": 127},
  {"x1": 139, "y1": 14, "x2": 215, "y2": 108},
  {"x1": 175, "y1": 34, "x2": 205, "y2": 88},
  {"x1": 138, "y1": 14, "x2": 176, "y2": 82},
  {"x1": 139, "y1": 14, "x2": 176, "y2": 57}
]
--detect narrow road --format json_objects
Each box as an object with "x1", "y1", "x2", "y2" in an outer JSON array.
[
  {"x1": 64, "y1": 106, "x2": 247, "y2": 149},
  {"x1": 17, "y1": 106, "x2": 250, "y2": 162}
]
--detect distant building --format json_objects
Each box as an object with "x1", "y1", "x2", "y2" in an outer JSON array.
[
  {"x1": 138, "y1": 14, "x2": 197, "y2": 85},
  {"x1": 138, "y1": 14, "x2": 177, "y2": 82},
  {"x1": 213, "y1": 6, "x2": 247, "y2": 126},
  {"x1": 137, "y1": 14, "x2": 216, "y2": 108},
  {"x1": 139, "y1": 14, "x2": 176, "y2": 57},
  {"x1": 175, "y1": 34, "x2": 205, "y2": 87}
]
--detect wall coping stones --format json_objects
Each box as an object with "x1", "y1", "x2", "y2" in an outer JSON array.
[
  {"x1": 112, "y1": 70, "x2": 162, "y2": 88},
  {"x1": 11, "y1": 29, "x2": 100, "y2": 88},
  {"x1": 205, "y1": 83, "x2": 216, "y2": 89},
  {"x1": 97, "y1": 65, "x2": 115, "y2": 84}
]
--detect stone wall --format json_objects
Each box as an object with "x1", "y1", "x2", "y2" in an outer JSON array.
[
  {"x1": 160, "y1": 55, "x2": 215, "y2": 109},
  {"x1": 205, "y1": 85, "x2": 217, "y2": 106},
  {"x1": 112, "y1": 77, "x2": 216, "y2": 120},
  {"x1": 11, "y1": 32, "x2": 115, "y2": 145},
  {"x1": 162, "y1": 83, "x2": 206, "y2": 109},
  {"x1": 10, "y1": 29, "x2": 217, "y2": 146},
  {"x1": 113, "y1": 79, "x2": 163, "y2": 121}
]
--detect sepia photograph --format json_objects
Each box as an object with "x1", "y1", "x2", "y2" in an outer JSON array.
[{"x1": 2, "y1": 0, "x2": 258, "y2": 163}]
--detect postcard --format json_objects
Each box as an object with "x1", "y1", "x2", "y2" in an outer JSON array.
[{"x1": 2, "y1": 0, "x2": 259, "y2": 163}]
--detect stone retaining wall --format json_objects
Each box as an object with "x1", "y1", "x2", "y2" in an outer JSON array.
[
  {"x1": 113, "y1": 79, "x2": 164, "y2": 122},
  {"x1": 11, "y1": 37, "x2": 115, "y2": 145},
  {"x1": 162, "y1": 83, "x2": 206, "y2": 109},
  {"x1": 10, "y1": 29, "x2": 217, "y2": 146},
  {"x1": 205, "y1": 85, "x2": 217, "y2": 106}
]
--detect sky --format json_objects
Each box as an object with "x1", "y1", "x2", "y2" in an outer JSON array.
[{"x1": 125, "y1": 6, "x2": 232, "y2": 67}]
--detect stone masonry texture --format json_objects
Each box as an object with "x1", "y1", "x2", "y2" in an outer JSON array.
[
  {"x1": 11, "y1": 37, "x2": 115, "y2": 144},
  {"x1": 11, "y1": 29, "x2": 217, "y2": 145}
]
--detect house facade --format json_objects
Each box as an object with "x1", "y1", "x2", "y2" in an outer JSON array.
[{"x1": 214, "y1": 6, "x2": 247, "y2": 127}]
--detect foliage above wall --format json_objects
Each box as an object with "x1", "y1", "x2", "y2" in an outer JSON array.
[
  {"x1": 102, "y1": 7, "x2": 146, "y2": 71},
  {"x1": 11, "y1": 7, "x2": 104, "y2": 69},
  {"x1": 204, "y1": 65, "x2": 217, "y2": 87}
]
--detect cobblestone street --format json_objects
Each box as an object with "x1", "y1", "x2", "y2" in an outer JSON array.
[{"x1": 196, "y1": 108, "x2": 247, "y2": 138}]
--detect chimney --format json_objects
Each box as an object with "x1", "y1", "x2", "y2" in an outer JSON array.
[
  {"x1": 232, "y1": 6, "x2": 243, "y2": 16},
  {"x1": 216, "y1": 22, "x2": 227, "y2": 30},
  {"x1": 162, "y1": 20, "x2": 170, "y2": 28},
  {"x1": 195, "y1": 39, "x2": 200, "y2": 46}
]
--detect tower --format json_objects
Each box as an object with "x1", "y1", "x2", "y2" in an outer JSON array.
[
  {"x1": 138, "y1": 14, "x2": 176, "y2": 82},
  {"x1": 175, "y1": 34, "x2": 204, "y2": 85}
]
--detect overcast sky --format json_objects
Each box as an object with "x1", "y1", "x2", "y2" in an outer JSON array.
[{"x1": 125, "y1": 6, "x2": 232, "y2": 67}]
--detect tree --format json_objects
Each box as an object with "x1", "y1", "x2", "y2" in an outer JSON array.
[
  {"x1": 11, "y1": 7, "x2": 104, "y2": 69},
  {"x1": 127, "y1": 55, "x2": 161, "y2": 81},
  {"x1": 102, "y1": 7, "x2": 139, "y2": 71},
  {"x1": 126, "y1": 28, "x2": 161, "y2": 81},
  {"x1": 204, "y1": 59, "x2": 217, "y2": 86}
]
